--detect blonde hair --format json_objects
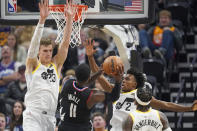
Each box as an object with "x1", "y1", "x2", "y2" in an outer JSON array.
[
  {"x1": 0, "y1": 112, "x2": 5, "y2": 119},
  {"x1": 159, "y1": 10, "x2": 171, "y2": 18}
]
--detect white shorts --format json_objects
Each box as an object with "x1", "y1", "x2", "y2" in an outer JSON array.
[{"x1": 23, "y1": 108, "x2": 56, "y2": 131}]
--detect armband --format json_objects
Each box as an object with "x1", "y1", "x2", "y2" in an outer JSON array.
[{"x1": 27, "y1": 23, "x2": 44, "y2": 58}]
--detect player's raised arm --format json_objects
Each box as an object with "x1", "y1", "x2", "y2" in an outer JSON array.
[
  {"x1": 150, "y1": 97, "x2": 197, "y2": 112},
  {"x1": 26, "y1": 0, "x2": 49, "y2": 73},
  {"x1": 53, "y1": 0, "x2": 75, "y2": 72},
  {"x1": 85, "y1": 39, "x2": 123, "y2": 93}
]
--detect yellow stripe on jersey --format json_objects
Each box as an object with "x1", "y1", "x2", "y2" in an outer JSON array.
[
  {"x1": 156, "y1": 110, "x2": 161, "y2": 120},
  {"x1": 32, "y1": 63, "x2": 41, "y2": 74},
  {"x1": 59, "y1": 85, "x2": 62, "y2": 93},
  {"x1": 51, "y1": 63, "x2": 60, "y2": 78},
  {"x1": 113, "y1": 89, "x2": 137, "y2": 104},
  {"x1": 122, "y1": 89, "x2": 137, "y2": 94},
  {"x1": 129, "y1": 113, "x2": 135, "y2": 123},
  {"x1": 136, "y1": 109, "x2": 151, "y2": 114}
]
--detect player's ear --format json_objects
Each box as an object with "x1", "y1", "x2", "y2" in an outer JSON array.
[{"x1": 133, "y1": 81, "x2": 137, "y2": 88}]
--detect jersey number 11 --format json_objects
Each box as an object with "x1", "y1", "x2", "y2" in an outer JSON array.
[{"x1": 70, "y1": 103, "x2": 77, "y2": 117}]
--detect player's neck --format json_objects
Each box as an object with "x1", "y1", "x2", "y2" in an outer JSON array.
[
  {"x1": 75, "y1": 81, "x2": 85, "y2": 87},
  {"x1": 39, "y1": 60, "x2": 51, "y2": 66},
  {"x1": 136, "y1": 105, "x2": 150, "y2": 112}
]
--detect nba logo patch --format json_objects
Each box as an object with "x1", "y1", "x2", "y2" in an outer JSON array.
[{"x1": 8, "y1": 0, "x2": 17, "y2": 13}]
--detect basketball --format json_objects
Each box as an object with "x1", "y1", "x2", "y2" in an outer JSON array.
[{"x1": 102, "y1": 56, "x2": 123, "y2": 76}]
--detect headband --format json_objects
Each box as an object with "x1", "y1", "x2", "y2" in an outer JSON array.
[{"x1": 135, "y1": 91, "x2": 151, "y2": 106}]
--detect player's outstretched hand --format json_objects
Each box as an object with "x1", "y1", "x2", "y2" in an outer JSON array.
[
  {"x1": 64, "y1": 0, "x2": 76, "y2": 20},
  {"x1": 39, "y1": 0, "x2": 50, "y2": 20},
  {"x1": 85, "y1": 39, "x2": 97, "y2": 57},
  {"x1": 192, "y1": 100, "x2": 197, "y2": 111}
]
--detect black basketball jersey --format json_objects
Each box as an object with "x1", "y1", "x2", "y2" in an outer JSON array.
[{"x1": 59, "y1": 79, "x2": 92, "y2": 125}]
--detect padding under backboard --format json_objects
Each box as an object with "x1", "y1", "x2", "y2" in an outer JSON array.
[{"x1": 0, "y1": 0, "x2": 155, "y2": 25}]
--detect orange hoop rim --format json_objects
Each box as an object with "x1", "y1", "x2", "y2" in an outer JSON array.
[{"x1": 49, "y1": 4, "x2": 88, "y2": 12}]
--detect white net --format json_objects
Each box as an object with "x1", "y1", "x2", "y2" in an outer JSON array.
[{"x1": 49, "y1": 5, "x2": 88, "y2": 48}]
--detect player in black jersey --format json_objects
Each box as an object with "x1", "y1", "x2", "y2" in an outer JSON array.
[{"x1": 58, "y1": 63, "x2": 108, "y2": 131}]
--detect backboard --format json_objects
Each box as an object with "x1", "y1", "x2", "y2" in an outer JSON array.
[{"x1": 0, "y1": 0, "x2": 155, "y2": 25}]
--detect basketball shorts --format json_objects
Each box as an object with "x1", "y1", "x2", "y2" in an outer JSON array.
[
  {"x1": 58, "y1": 122, "x2": 92, "y2": 131},
  {"x1": 23, "y1": 108, "x2": 56, "y2": 131}
]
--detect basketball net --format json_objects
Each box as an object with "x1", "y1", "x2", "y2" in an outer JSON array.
[{"x1": 49, "y1": 5, "x2": 88, "y2": 48}]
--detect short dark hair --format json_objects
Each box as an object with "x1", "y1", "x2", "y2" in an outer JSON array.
[
  {"x1": 91, "y1": 112, "x2": 106, "y2": 121},
  {"x1": 137, "y1": 87, "x2": 152, "y2": 103},
  {"x1": 75, "y1": 64, "x2": 90, "y2": 82},
  {"x1": 127, "y1": 67, "x2": 145, "y2": 89}
]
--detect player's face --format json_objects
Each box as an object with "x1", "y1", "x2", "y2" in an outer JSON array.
[
  {"x1": 0, "y1": 116, "x2": 6, "y2": 130},
  {"x1": 39, "y1": 45, "x2": 53, "y2": 64},
  {"x1": 13, "y1": 102, "x2": 23, "y2": 117},
  {"x1": 122, "y1": 74, "x2": 137, "y2": 92},
  {"x1": 159, "y1": 16, "x2": 171, "y2": 27},
  {"x1": 93, "y1": 116, "x2": 106, "y2": 129}
]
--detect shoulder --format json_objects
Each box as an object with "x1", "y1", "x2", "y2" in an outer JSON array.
[
  {"x1": 148, "y1": 26, "x2": 156, "y2": 31},
  {"x1": 17, "y1": 45, "x2": 26, "y2": 51},
  {"x1": 123, "y1": 113, "x2": 133, "y2": 131},
  {"x1": 61, "y1": 79, "x2": 75, "y2": 91},
  {"x1": 158, "y1": 111, "x2": 168, "y2": 123},
  {"x1": 8, "y1": 81, "x2": 17, "y2": 87}
]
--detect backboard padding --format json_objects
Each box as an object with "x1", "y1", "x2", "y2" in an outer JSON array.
[{"x1": 0, "y1": 0, "x2": 155, "y2": 25}]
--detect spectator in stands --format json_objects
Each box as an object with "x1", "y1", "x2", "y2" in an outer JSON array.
[
  {"x1": 92, "y1": 112, "x2": 107, "y2": 131},
  {"x1": 4, "y1": 65, "x2": 26, "y2": 107},
  {"x1": 0, "y1": 45, "x2": 21, "y2": 96},
  {"x1": 139, "y1": 10, "x2": 183, "y2": 64},
  {"x1": 7, "y1": 33, "x2": 27, "y2": 64},
  {"x1": 62, "y1": 28, "x2": 88, "y2": 74},
  {"x1": 0, "y1": 113, "x2": 6, "y2": 131},
  {"x1": 9, "y1": 101, "x2": 25, "y2": 131},
  {"x1": 92, "y1": 39, "x2": 105, "y2": 66},
  {"x1": 104, "y1": 36, "x2": 118, "y2": 58},
  {"x1": 14, "y1": 26, "x2": 34, "y2": 50}
]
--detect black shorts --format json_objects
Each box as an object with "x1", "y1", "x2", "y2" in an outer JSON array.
[{"x1": 58, "y1": 122, "x2": 92, "y2": 131}]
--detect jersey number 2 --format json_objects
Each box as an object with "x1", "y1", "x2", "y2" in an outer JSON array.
[
  {"x1": 70, "y1": 103, "x2": 77, "y2": 117},
  {"x1": 126, "y1": 102, "x2": 131, "y2": 111}
]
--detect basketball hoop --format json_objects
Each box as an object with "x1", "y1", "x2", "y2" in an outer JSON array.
[{"x1": 49, "y1": 5, "x2": 88, "y2": 48}]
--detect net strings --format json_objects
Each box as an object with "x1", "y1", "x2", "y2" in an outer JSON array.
[{"x1": 50, "y1": 6, "x2": 87, "y2": 48}]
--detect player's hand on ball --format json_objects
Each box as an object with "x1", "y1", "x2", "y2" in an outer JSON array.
[{"x1": 112, "y1": 63, "x2": 124, "y2": 83}]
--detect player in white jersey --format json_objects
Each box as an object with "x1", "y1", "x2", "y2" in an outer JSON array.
[
  {"x1": 84, "y1": 39, "x2": 197, "y2": 131},
  {"x1": 122, "y1": 86, "x2": 172, "y2": 131},
  {"x1": 23, "y1": 0, "x2": 75, "y2": 131}
]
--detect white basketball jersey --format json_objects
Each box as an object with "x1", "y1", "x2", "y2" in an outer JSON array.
[
  {"x1": 24, "y1": 63, "x2": 60, "y2": 112},
  {"x1": 110, "y1": 89, "x2": 137, "y2": 131},
  {"x1": 130, "y1": 109, "x2": 163, "y2": 131}
]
